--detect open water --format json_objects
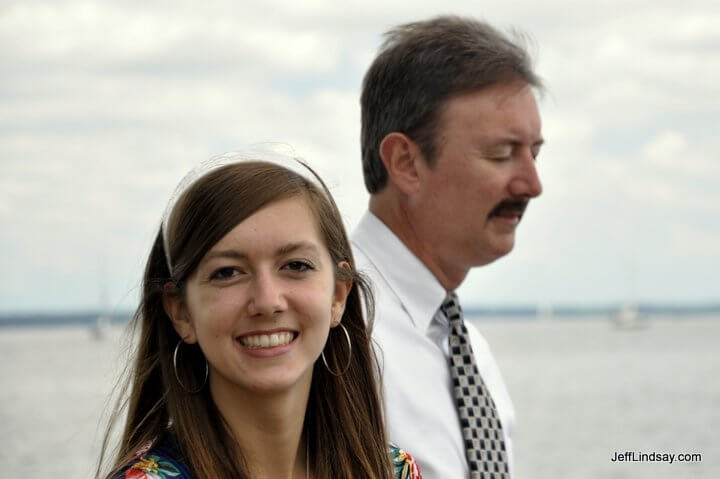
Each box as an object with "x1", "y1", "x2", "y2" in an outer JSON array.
[{"x1": 1, "y1": 315, "x2": 718, "y2": 478}]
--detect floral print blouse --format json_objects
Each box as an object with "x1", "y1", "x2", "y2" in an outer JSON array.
[{"x1": 120, "y1": 438, "x2": 421, "y2": 479}]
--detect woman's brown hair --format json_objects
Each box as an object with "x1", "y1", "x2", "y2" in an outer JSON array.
[{"x1": 98, "y1": 160, "x2": 392, "y2": 478}]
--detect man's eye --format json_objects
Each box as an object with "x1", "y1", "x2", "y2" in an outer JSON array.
[
  {"x1": 284, "y1": 261, "x2": 314, "y2": 272},
  {"x1": 488, "y1": 155, "x2": 511, "y2": 163},
  {"x1": 210, "y1": 267, "x2": 241, "y2": 280}
]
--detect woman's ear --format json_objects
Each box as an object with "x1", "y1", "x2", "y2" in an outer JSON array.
[
  {"x1": 163, "y1": 282, "x2": 197, "y2": 343},
  {"x1": 331, "y1": 262, "x2": 353, "y2": 327}
]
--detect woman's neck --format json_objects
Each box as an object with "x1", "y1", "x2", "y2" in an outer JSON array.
[{"x1": 209, "y1": 375, "x2": 312, "y2": 479}]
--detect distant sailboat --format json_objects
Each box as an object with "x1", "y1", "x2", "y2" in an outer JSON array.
[
  {"x1": 611, "y1": 304, "x2": 649, "y2": 330},
  {"x1": 90, "y1": 251, "x2": 111, "y2": 340},
  {"x1": 90, "y1": 314, "x2": 111, "y2": 339},
  {"x1": 537, "y1": 303, "x2": 554, "y2": 321},
  {"x1": 613, "y1": 247, "x2": 649, "y2": 330}
]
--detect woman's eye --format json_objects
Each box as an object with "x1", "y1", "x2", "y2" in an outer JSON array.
[
  {"x1": 210, "y1": 267, "x2": 241, "y2": 280},
  {"x1": 284, "y1": 261, "x2": 314, "y2": 273}
]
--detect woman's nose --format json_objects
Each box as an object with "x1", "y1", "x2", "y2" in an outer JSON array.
[{"x1": 246, "y1": 272, "x2": 287, "y2": 318}]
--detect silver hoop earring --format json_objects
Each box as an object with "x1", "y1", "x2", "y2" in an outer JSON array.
[
  {"x1": 321, "y1": 323, "x2": 352, "y2": 376},
  {"x1": 173, "y1": 339, "x2": 208, "y2": 393}
]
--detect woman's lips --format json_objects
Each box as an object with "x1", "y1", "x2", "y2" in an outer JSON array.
[
  {"x1": 238, "y1": 331, "x2": 295, "y2": 349},
  {"x1": 235, "y1": 329, "x2": 299, "y2": 357}
]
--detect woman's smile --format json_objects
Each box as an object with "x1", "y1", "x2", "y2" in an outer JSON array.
[
  {"x1": 235, "y1": 329, "x2": 300, "y2": 358},
  {"x1": 237, "y1": 330, "x2": 297, "y2": 349}
]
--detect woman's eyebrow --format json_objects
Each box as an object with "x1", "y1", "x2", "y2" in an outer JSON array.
[
  {"x1": 202, "y1": 242, "x2": 320, "y2": 263},
  {"x1": 202, "y1": 249, "x2": 248, "y2": 263},
  {"x1": 275, "y1": 241, "x2": 320, "y2": 257}
]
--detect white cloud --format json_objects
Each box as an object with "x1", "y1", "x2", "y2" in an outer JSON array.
[{"x1": 1, "y1": 0, "x2": 718, "y2": 310}]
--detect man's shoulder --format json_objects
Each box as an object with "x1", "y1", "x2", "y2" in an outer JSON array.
[
  {"x1": 350, "y1": 210, "x2": 404, "y2": 272},
  {"x1": 351, "y1": 230, "x2": 393, "y2": 299},
  {"x1": 351, "y1": 211, "x2": 445, "y2": 333}
]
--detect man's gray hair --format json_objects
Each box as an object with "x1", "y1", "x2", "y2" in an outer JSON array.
[{"x1": 360, "y1": 15, "x2": 542, "y2": 193}]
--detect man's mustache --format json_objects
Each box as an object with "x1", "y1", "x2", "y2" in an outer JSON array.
[{"x1": 489, "y1": 199, "x2": 529, "y2": 218}]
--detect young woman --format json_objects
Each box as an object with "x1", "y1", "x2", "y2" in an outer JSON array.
[{"x1": 98, "y1": 153, "x2": 421, "y2": 479}]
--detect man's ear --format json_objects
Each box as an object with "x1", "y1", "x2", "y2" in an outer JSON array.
[
  {"x1": 163, "y1": 283, "x2": 197, "y2": 343},
  {"x1": 378, "y1": 132, "x2": 424, "y2": 196},
  {"x1": 331, "y1": 262, "x2": 353, "y2": 327}
]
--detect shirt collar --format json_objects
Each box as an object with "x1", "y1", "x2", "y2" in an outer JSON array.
[{"x1": 352, "y1": 211, "x2": 447, "y2": 332}]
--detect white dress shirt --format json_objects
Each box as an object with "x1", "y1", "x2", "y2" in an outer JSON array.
[{"x1": 351, "y1": 211, "x2": 515, "y2": 478}]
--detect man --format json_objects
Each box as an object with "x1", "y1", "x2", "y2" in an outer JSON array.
[{"x1": 351, "y1": 16, "x2": 544, "y2": 478}]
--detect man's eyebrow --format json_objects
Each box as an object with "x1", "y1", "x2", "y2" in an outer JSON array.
[
  {"x1": 484, "y1": 136, "x2": 545, "y2": 148},
  {"x1": 510, "y1": 138, "x2": 544, "y2": 148}
]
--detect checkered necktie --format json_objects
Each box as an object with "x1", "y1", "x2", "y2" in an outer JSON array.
[{"x1": 443, "y1": 292, "x2": 509, "y2": 479}]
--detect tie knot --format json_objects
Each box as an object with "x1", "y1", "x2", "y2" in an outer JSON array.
[{"x1": 441, "y1": 292, "x2": 463, "y2": 324}]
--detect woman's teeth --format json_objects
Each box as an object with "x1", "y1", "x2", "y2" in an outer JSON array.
[{"x1": 239, "y1": 332, "x2": 294, "y2": 349}]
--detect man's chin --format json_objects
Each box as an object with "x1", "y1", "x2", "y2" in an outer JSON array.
[
  {"x1": 471, "y1": 240, "x2": 515, "y2": 267},
  {"x1": 487, "y1": 237, "x2": 516, "y2": 261}
]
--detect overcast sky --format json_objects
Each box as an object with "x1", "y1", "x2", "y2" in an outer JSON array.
[{"x1": 1, "y1": 0, "x2": 718, "y2": 313}]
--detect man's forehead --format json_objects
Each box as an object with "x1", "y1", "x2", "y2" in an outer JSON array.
[{"x1": 438, "y1": 87, "x2": 541, "y2": 141}]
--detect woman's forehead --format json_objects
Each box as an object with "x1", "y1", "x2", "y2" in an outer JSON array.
[{"x1": 206, "y1": 195, "x2": 328, "y2": 259}]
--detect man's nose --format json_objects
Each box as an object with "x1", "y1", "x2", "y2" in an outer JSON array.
[
  {"x1": 246, "y1": 272, "x2": 287, "y2": 317},
  {"x1": 509, "y1": 151, "x2": 542, "y2": 198}
]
